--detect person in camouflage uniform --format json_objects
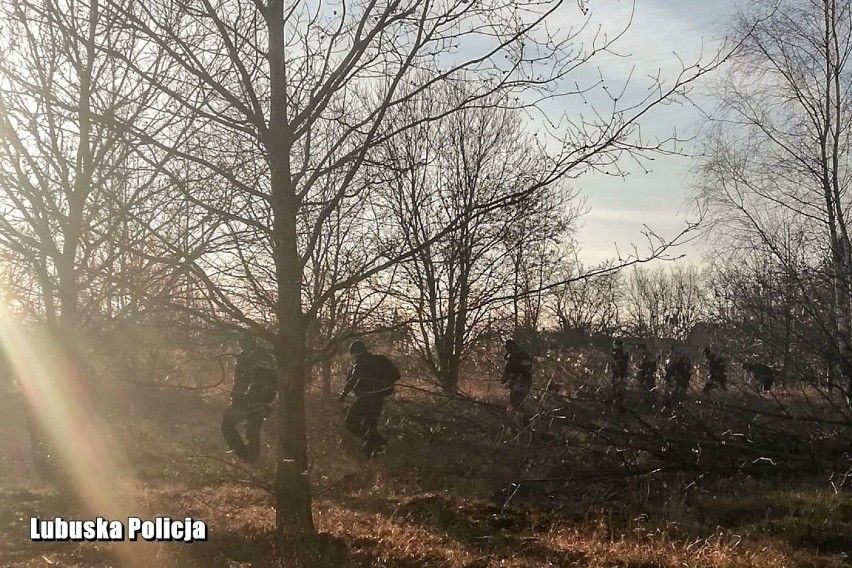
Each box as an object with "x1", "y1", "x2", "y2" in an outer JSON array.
[
  {"x1": 743, "y1": 361, "x2": 778, "y2": 392},
  {"x1": 635, "y1": 343, "x2": 657, "y2": 392},
  {"x1": 664, "y1": 344, "x2": 692, "y2": 404},
  {"x1": 502, "y1": 339, "x2": 533, "y2": 414},
  {"x1": 702, "y1": 347, "x2": 728, "y2": 392},
  {"x1": 221, "y1": 333, "x2": 276, "y2": 463},
  {"x1": 340, "y1": 340, "x2": 399, "y2": 456},
  {"x1": 610, "y1": 338, "x2": 629, "y2": 405}
]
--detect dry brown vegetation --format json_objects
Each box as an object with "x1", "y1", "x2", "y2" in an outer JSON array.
[{"x1": 1, "y1": 354, "x2": 851, "y2": 567}]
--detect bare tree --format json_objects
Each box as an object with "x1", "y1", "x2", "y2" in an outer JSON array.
[
  {"x1": 82, "y1": 0, "x2": 724, "y2": 535},
  {"x1": 704, "y1": 227, "x2": 852, "y2": 396},
  {"x1": 551, "y1": 266, "x2": 622, "y2": 340},
  {"x1": 697, "y1": 0, "x2": 852, "y2": 401},
  {"x1": 621, "y1": 264, "x2": 707, "y2": 341},
  {"x1": 502, "y1": 187, "x2": 581, "y2": 335},
  {"x1": 378, "y1": 86, "x2": 574, "y2": 393},
  {"x1": 0, "y1": 0, "x2": 183, "y2": 339}
]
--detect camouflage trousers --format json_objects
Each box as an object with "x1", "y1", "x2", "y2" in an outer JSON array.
[
  {"x1": 344, "y1": 394, "x2": 387, "y2": 455},
  {"x1": 221, "y1": 402, "x2": 270, "y2": 463},
  {"x1": 612, "y1": 374, "x2": 627, "y2": 406}
]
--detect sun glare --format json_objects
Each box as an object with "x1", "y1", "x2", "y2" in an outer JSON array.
[{"x1": 0, "y1": 305, "x2": 174, "y2": 567}]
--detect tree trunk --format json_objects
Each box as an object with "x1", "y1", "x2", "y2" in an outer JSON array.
[
  {"x1": 59, "y1": 0, "x2": 98, "y2": 337},
  {"x1": 272, "y1": 193, "x2": 314, "y2": 536},
  {"x1": 436, "y1": 321, "x2": 463, "y2": 395},
  {"x1": 824, "y1": 0, "x2": 852, "y2": 407},
  {"x1": 438, "y1": 363, "x2": 460, "y2": 395},
  {"x1": 268, "y1": 0, "x2": 314, "y2": 536},
  {"x1": 273, "y1": 313, "x2": 313, "y2": 535}
]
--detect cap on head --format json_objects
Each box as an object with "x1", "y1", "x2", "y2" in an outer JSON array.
[{"x1": 349, "y1": 340, "x2": 367, "y2": 355}]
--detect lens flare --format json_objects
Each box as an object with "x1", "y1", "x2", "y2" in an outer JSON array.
[{"x1": 0, "y1": 307, "x2": 175, "y2": 567}]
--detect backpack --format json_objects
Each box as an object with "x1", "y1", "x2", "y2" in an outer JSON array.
[{"x1": 368, "y1": 353, "x2": 401, "y2": 395}]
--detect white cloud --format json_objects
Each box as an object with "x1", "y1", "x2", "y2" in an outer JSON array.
[
  {"x1": 563, "y1": 1, "x2": 732, "y2": 82},
  {"x1": 583, "y1": 207, "x2": 678, "y2": 223}
]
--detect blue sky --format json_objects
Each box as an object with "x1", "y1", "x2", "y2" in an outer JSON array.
[{"x1": 569, "y1": 0, "x2": 739, "y2": 265}]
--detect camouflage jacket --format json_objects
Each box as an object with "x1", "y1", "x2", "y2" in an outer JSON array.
[{"x1": 231, "y1": 346, "x2": 276, "y2": 408}]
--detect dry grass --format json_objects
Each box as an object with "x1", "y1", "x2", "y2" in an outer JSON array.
[{"x1": 1, "y1": 367, "x2": 851, "y2": 567}]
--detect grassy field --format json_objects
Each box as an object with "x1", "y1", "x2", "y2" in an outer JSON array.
[{"x1": 1, "y1": 367, "x2": 851, "y2": 567}]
